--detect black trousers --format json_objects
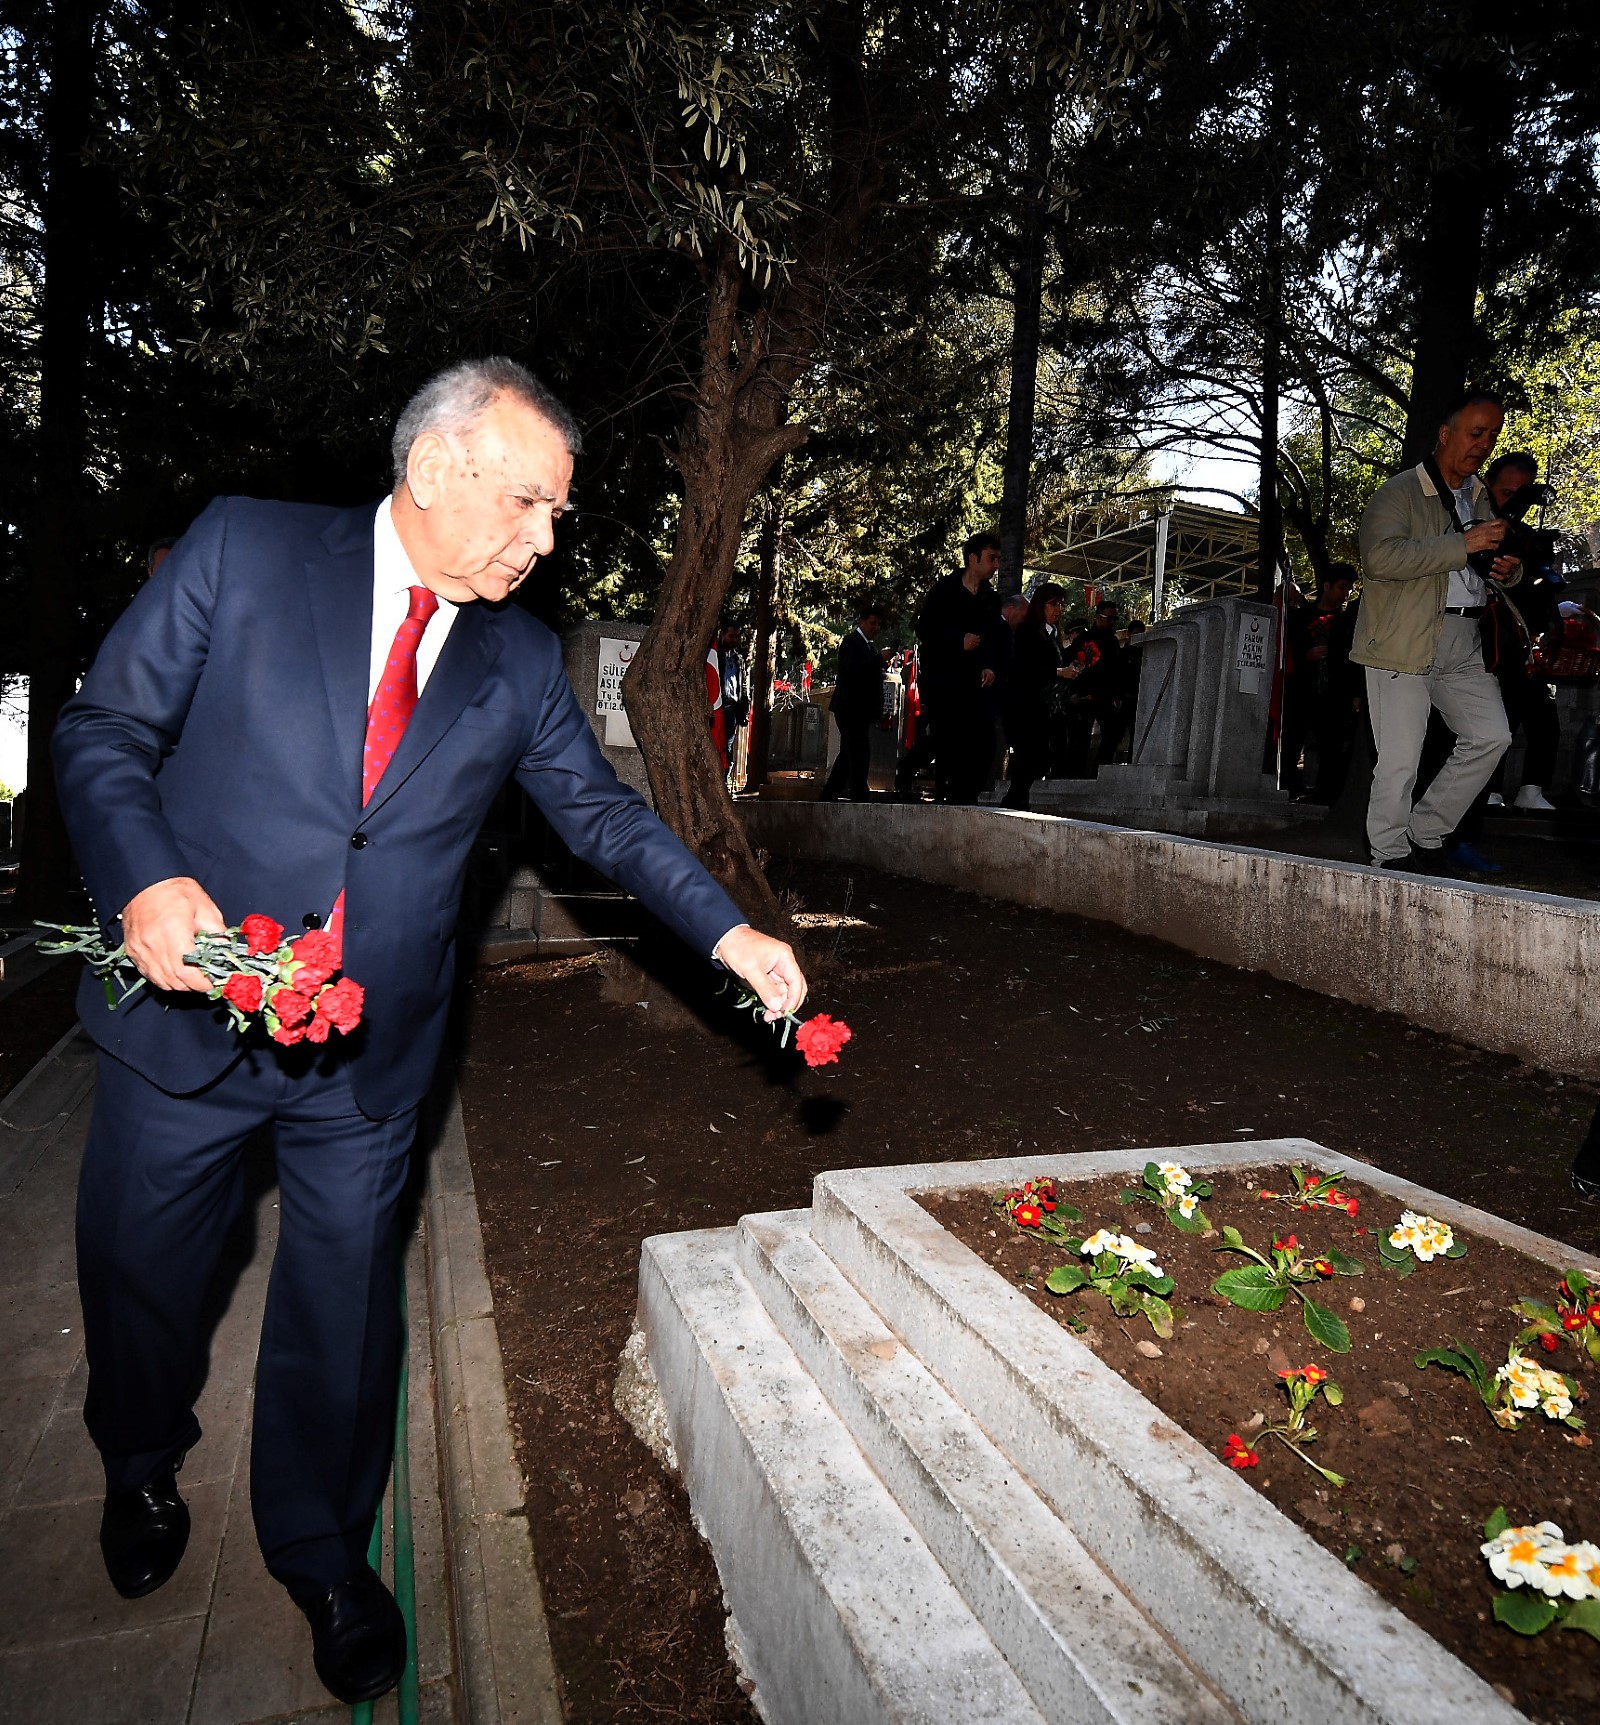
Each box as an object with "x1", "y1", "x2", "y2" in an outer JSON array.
[
  {"x1": 77, "y1": 1046, "x2": 418, "y2": 1593},
  {"x1": 823, "y1": 713, "x2": 872, "y2": 800},
  {"x1": 933, "y1": 702, "x2": 993, "y2": 804}
]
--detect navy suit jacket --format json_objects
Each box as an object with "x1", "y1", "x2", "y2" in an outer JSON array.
[{"x1": 54, "y1": 497, "x2": 745, "y2": 1118}]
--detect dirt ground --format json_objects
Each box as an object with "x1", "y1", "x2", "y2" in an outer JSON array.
[{"x1": 458, "y1": 856, "x2": 1600, "y2": 1725}]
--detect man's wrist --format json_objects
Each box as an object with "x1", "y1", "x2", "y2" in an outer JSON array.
[{"x1": 711, "y1": 922, "x2": 752, "y2": 966}]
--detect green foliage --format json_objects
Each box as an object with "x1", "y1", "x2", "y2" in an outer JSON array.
[{"x1": 1211, "y1": 1224, "x2": 1355, "y2": 1353}]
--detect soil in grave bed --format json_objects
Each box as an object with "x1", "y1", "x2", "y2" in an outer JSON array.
[{"x1": 924, "y1": 1166, "x2": 1599, "y2": 1725}]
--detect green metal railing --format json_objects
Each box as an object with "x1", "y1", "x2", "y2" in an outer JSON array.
[{"x1": 352, "y1": 1273, "x2": 420, "y2": 1725}]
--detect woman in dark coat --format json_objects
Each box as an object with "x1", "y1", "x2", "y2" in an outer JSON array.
[{"x1": 1003, "y1": 583, "x2": 1083, "y2": 810}]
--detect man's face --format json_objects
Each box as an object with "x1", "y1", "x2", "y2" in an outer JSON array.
[
  {"x1": 1096, "y1": 606, "x2": 1119, "y2": 629},
  {"x1": 1321, "y1": 580, "x2": 1353, "y2": 612},
  {"x1": 720, "y1": 626, "x2": 741, "y2": 650},
  {"x1": 404, "y1": 393, "x2": 573, "y2": 604},
  {"x1": 1490, "y1": 465, "x2": 1537, "y2": 512},
  {"x1": 1436, "y1": 405, "x2": 1505, "y2": 484},
  {"x1": 968, "y1": 546, "x2": 1001, "y2": 581},
  {"x1": 859, "y1": 615, "x2": 883, "y2": 641}
]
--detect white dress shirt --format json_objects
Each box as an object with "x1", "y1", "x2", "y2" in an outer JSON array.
[
  {"x1": 1445, "y1": 478, "x2": 1487, "y2": 610},
  {"x1": 370, "y1": 497, "x2": 458, "y2": 703}
]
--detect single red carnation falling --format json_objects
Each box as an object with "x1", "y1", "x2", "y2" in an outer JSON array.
[{"x1": 794, "y1": 1013, "x2": 852, "y2": 1068}]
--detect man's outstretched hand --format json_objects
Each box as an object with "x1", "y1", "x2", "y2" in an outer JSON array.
[
  {"x1": 121, "y1": 876, "x2": 227, "y2": 992},
  {"x1": 714, "y1": 923, "x2": 807, "y2": 1021}
]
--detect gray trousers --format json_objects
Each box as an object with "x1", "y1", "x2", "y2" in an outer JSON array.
[{"x1": 1364, "y1": 614, "x2": 1510, "y2": 863}]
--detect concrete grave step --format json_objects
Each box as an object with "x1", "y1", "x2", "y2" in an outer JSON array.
[
  {"x1": 638, "y1": 1227, "x2": 1050, "y2": 1725},
  {"x1": 810, "y1": 1143, "x2": 1551, "y2": 1725},
  {"x1": 734, "y1": 1208, "x2": 1241, "y2": 1725}
]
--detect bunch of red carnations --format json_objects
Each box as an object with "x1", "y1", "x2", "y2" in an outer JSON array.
[{"x1": 39, "y1": 912, "x2": 364, "y2": 1047}]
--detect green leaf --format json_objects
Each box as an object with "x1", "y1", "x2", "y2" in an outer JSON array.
[
  {"x1": 1127, "y1": 1271, "x2": 1175, "y2": 1297},
  {"x1": 1494, "y1": 1591, "x2": 1559, "y2": 1635},
  {"x1": 1446, "y1": 1240, "x2": 1468, "y2": 1259},
  {"x1": 1398, "y1": 1556, "x2": 1418, "y2": 1576},
  {"x1": 1416, "y1": 1343, "x2": 1490, "y2": 1395},
  {"x1": 1376, "y1": 1236, "x2": 1416, "y2": 1278},
  {"x1": 1513, "y1": 1298, "x2": 1558, "y2": 1323},
  {"x1": 1326, "y1": 1248, "x2": 1364, "y2": 1277},
  {"x1": 1289, "y1": 1165, "x2": 1307, "y2": 1192},
  {"x1": 1191, "y1": 1180, "x2": 1213, "y2": 1199},
  {"x1": 1483, "y1": 1505, "x2": 1511, "y2": 1540},
  {"x1": 1558, "y1": 1598, "x2": 1600, "y2": 1643},
  {"x1": 1045, "y1": 1265, "x2": 1090, "y2": 1295},
  {"x1": 1564, "y1": 1268, "x2": 1590, "y2": 1301},
  {"x1": 1119, "y1": 1187, "x2": 1152, "y2": 1205},
  {"x1": 1213, "y1": 1267, "x2": 1286, "y2": 1311},
  {"x1": 1220, "y1": 1224, "x2": 1246, "y2": 1249},
  {"x1": 1299, "y1": 1292, "x2": 1352, "y2": 1353},
  {"x1": 1167, "y1": 1204, "x2": 1211, "y2": 1235},
  {"x1": 1323, "y1": 1381, "x2": 1344, "y2": 1407},
  {"x1": 1142, "y1": 1161, "x2": 1162, "y2": 1187},
  {"x1": 1343, "y1": 1544, "x2": 1362, "y2": 1566},
  {"x1": 1140, "y1": 1294, "x2": 1175, "y2": 1339}
]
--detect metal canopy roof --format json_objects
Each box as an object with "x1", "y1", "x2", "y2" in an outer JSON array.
[{"x1": 1026, "y1": 501, "x2": 1261, "y2": 614}]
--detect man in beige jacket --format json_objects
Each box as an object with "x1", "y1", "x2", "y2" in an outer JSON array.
[{"x1": 1353, "y1": 391, "x2": 1521, "y2": 869}]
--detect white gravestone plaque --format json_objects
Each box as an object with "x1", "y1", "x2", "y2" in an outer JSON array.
[
  {"x1": 596, "y1": 635, "x2": 639, "y2": 749},
  {"x1": 1235, "y1": 612, "x2": 1272, "y2": 696}
]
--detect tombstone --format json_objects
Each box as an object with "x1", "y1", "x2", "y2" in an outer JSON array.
[
  {"x1": 476, "y1": 619, "x2": 652, "y2": 954},
  {"x1": 562, "y1": 620, "x2": 653, "y2": 803},
  {"x1": 1031, "y1": 596, "x2": 1316, "y2": 838}
]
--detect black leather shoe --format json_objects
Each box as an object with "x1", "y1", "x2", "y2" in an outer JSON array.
[
  {"x1": 100, "y1": 1474, "x2": 190, "y2": 1598},
  {"x1": 1572, "y1": 1169, "x2": 1600, "y2": 1201},
  {"x1": 293, "y1": 1567, "x2": 406, "y2": 1704}
]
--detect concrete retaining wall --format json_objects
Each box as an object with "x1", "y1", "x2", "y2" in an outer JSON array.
[{"x1": 742, "y1": 802, "x2": 1600, "y2": 1080}]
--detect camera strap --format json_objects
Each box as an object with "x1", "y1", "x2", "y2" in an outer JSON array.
[{"x1": 1424, "y1": 455, "x2": 1474, "y2": 533}]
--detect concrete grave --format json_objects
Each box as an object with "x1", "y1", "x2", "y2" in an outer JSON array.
[
  {"x1": 1031, "y1": 597, "x2": 1317, "y2": 837},
  {"x1": 634, "y1": 1140, "x2": 1593, "y2": 1725},
  {"x1": 479, "y1": 620, "x2": 648, "y2": 955}
]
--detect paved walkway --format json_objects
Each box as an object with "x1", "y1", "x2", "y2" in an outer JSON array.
[{"x1": 0, "y1": 1030, "x2": 480, "y2": 1725}]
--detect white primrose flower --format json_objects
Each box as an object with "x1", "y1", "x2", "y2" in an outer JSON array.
[
  {"x1": 1536, "y1": 1372, "x2": 1574, "y2": 1422},
  {"x1": 1565, "y1": 1541, "x2": 1600, "y2": 1601},
  {"x1": 1537, "y1": 1544, "x2": 1598, "y2": 1600},
  {"x1": 1080, "y1": 1229, "x2": 1119, "y2": 1258},
  {"x1": 1155, "y1": 1161, "x2": 1192, "y2": 1197},
  {"x1": 1496, "y1": 1356, "x2": 1544, "y2": 1410},
  {"x1": 1114, "y1": 1235, "x2": 1163, "y2": 1276},
  {"x1": 1176, "y1": 1193, "x2": 1200, "y2": 1219},
  {"x1": 1389, "y1": 1210, "x2": 1453, "y2": 1260},
  {"x1": 1482, "y1": 1523, "x2": 1566, "y2": 1589}
]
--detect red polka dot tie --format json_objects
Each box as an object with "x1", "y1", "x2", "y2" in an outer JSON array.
[{"x1": 326, "y1": 585, "x2": 440, "y2": 957}]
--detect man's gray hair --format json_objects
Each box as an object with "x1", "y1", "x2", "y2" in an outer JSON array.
[{"x1": 391, "y1": 357, "x2": 583, "y2": 485}]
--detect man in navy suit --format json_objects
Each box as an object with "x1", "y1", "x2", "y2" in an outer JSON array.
[{"x1": 53, "y1": 357, "x2": 805, "y2": 1704}]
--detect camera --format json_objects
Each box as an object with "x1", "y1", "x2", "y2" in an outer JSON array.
[{"x1": 1467, "y1": 480, "x2": 1560, "y2": 580}]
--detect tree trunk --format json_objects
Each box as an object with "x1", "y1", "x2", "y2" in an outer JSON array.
[
  {"x1": 1400, "y1": 68, "x2": 1514, "y2": 466},
  {"x1": 622, "y1": 285, "x2": 806, "y2": 934},
  {"x1": 744, "y1": 503, "x2": 782, "y2": 793},
  {"x1": 997, "y1": 89, "x2": 1052, "y2": 598},
  {"x1": 17, "y1": 0, "x2": 95, "y2": 919},
  {"x1": 1255, "y1": 82, "x2": 1284, "y2": 600}
]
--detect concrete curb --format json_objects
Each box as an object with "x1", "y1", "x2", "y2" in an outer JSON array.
[
  {"x1": 426, "y1": 1089, "x2": 565, "y2": 1724},
  {"x1": 0, "y1": 1024, "x2": 94, "y2": 1197},
  {"x1": 742, "y1": 800, "x2": 1600, "y2": 1079}
]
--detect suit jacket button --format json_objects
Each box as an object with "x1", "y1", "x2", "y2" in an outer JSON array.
[
  {"x1": 350, "y1": 833, "x2": 369, "y2": 849},
  {"x1": 302, "y1": 912, "x2": 322, "y2": 930}
]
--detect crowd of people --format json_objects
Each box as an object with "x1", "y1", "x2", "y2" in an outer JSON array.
[{"x1": 803, "y1": 533, "x2": 1144, "y2": 807}]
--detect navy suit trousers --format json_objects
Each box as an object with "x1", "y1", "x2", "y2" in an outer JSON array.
[{"x1": 76, "y1": 1045, "x2": 419, "y2": 1593}]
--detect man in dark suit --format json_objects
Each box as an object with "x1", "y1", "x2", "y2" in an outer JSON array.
[
  {"x1": 821, "y1": 603, "x2": 886, "y2": 801},
  {"x1": 52, "y1": 357, "x2": 805, "y2": 1705}
]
